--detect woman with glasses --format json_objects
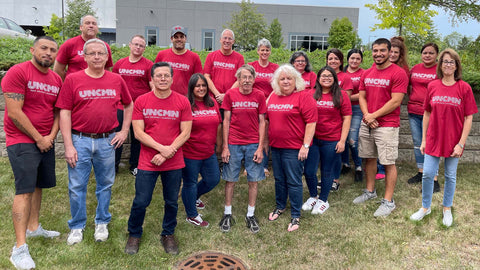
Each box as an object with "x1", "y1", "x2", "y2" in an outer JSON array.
[
  {"x1": 409, "y1": 49, "x2": 477, "y2": 227},
  {"x1": 289, "y1": 51, "x2": 316, "y2": 90}
]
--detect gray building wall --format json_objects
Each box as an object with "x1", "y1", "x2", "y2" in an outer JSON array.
[{"x1": 116, "y1": 0, "x2": 359, "y2": 50}]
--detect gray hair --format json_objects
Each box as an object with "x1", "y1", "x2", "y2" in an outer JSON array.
[
  {"x1": 221, "y1": 29, "x2": 235, "y2": 40},
  {"x1": 83, "y1": 38, "x2": 107, "y2": 54},
  {"x1": 257, "y1": 38, "x2": 272, "y2": 50},
  {"x1": 80, "y1": 15, "x2": 97, "y2": 26},
  {"x1": 271, "y1": 64, "x2": 305, "y2": 95},
  {"x1": 235, "y1": 64, "x2": 256, "y2": 80}
]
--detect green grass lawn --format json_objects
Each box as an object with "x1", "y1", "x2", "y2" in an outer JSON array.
[{"x1": 1, "y1": 157, "x2": 480, "y2": 269}]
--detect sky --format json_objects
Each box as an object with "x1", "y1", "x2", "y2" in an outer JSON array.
[{"x1": 202, "y1": 0, "x2": 480, "y2": 43}]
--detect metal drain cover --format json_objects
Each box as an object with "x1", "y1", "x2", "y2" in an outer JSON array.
[{"x1": 175, "y1": 251, "x2": 248, "y2": 270}]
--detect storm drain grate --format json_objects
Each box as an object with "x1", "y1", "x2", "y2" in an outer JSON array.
[{"x1": 175, "y1": 251, "x2": 248, "y2": 270}]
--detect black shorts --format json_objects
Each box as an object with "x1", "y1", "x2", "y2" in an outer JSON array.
[{"x1": 7, "y1": 143, "x2": 56, "y2": 195}]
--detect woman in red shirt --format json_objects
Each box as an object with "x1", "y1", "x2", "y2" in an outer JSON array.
[{"x1": 289, "y1": 51, "x2": 317, "y2": 90}]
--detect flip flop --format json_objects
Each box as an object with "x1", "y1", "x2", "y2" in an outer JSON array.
[
  {"x1": 268, "y1": 208, "x2": 284, "y2": 221},
  {"x1": 287, "y1": 218, "x2": 300, "y2": 232}
]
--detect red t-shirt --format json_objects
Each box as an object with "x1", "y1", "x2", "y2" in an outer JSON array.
[
  {"x1": 56, "y1": 35, "x2": 113, "y2": 77},
  {"x1": 424, "y1": 79, "x2": 478, "y2": 157},
  {"x1": 183, "y1": 101, "x2": 221, "y2": 160},
  {"x1": 112, "y1": 57, "x2": 153, "y2": 101},
  {"x1": 155, "y1": 49, "x2": 203, "y2": 96},
  {"x1": 267, "y1": 90, "x2": 317, "y2": 149},
  {"x1": 248, "y1": 60, "x2": 279, "y2": 98},
  {"x1": 56, "y1": 71, "x2": 132, "y2": 133},
  {"x1": 337, "y1": 71, "x2": 354, "y2": 92},
  {"x1": 2, "y1": 61, "x2": 62, "y2": 146},
  {"x1": 408, "y1": 63, "x2": 437, "y2": 115},
  {"x1": 133, "y1": 91, "x2": 193, "y2": 171},
  {"x1": 309, "y1": 90, "x2": 352, "y2": 141},
  {"x1": 221, "y1": 88, "x2": 267, "y2": 145},
  {"x1": 302, "y1": 71, "x2": 317, "y2": 90},
  {"x1": 346, "y1": 68, "x2": 365, "y2": 106},
  {"x1": 359, "y1": 64, "x2": 408, "y2": 127},
  {"x1": 204, "y1": 50, "x2": 245, "y2": 94}
]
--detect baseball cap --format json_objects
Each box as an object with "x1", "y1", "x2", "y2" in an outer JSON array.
[{"x1": 171, "y1": 25, "x2": 186, "y2": 37}]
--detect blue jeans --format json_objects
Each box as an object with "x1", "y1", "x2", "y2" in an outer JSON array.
[
  {"x1": 422, "y1": 154, "x2": 459, "y2": 208},
  {"x1": 377, "y1": 160, "x2": 385, "y2": 175},
  {"x1": 348, "y1": 105, "x2": 363, "y2": 167},
  {"x1": 128, "y1": 169, "x2": 182, "y2": 237},
  {"x1": 304, "y1": 138, "x2": 340, "y2": 202},
  {"x1": 271, "y1": 147, "x2": 303, "y2": 218},
  {"x1": 67, "y1": 133, "x2": 115, "y2": 229},
  {"x1": 182, "y1": 154, "x2": 220, "y2": 218},
  {"x1": 408, "y1": 113, "x2": 424, "y2": 169},
  {"x1": 223, "y1": 144, "x2": 265, "y2": 182}
]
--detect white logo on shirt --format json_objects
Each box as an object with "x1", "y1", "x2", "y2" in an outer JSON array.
[
  {"x1": 118, "y1": 69, "x2": 145, "y2": 76},
  {"x1": 79, "y1": 89, "x2": 116, "y2": 98},
  {"x1": 27, "y1": 81, "x2": 59, "y2": 95},
  {"x1": 213, "y1": 61, "x2": 236, "y2": 70}
]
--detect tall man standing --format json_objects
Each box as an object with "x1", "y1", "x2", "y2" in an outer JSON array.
[
  {"x1": 53, "y1": 15, "x2": 113, "y2": 80},
  {"x1": 125, "y1": 62, "x2": 192, "y2": 255},
  {"x1": 353, "y1": 38, "x2": 408, "y2": 217},
  {"x1": 113, "y1": 35, "x2": 153, "y2": 175},
  {"x1": 2, "y1": 36, "x2": 62, "y2": 270},
  {"x1": 57, "y1": 39, "x2": 133, "y2": 245},
  {"x1": 204, "y1": 29, "x2": 244, "y2": 104},
  {"x1": 155, "y1": 25, "x2": 202, "y2": 95}
]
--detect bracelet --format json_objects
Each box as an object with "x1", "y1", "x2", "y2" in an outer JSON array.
[{"x1": 457, "y1": 143, "x2": 464, "y2": 149}]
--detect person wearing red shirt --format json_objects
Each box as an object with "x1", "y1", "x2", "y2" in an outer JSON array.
[
  {"x1": 125, "y1": 62, "x2": 192, "y2": 255},
  {"x1": 302, "y1": 66, "x2": 352, "y2": 215},
  {"x1": 326, "y1": 48, "x2": 354, "y2": 190},
  {"x1": 219, "y1": 65, "x2": 266, "y2": 234},
  {"x1": 2, "y1": 36, "x2": 62, "y2": 270},
  {"x1": 181, "y1": 73, "x2": 222, "y2": 228},
  {"x1": 204, "y1": 29, "x2": 245, "y2": 104},
  {"x1": 353, "y1": 38, "x2": 408, "y2": 217},
  {"x1": 155, "y1": 25, "x2": 203, "y2": 96},
  {"x1": 266, "y1": 64, "x2": 317, "y2": 232},
  {"x1": 406, "y1": 43, "x2": 440, "y2": 191},
  {"x1": 410, "y1": 49, "x2": 477, "y2": 227},
  {"x1": 57, "y1": 39, "x2": 133, "y2": 245},
  {"x1": 345, "y1": 49, "x2": 366, "y2": 182},
  {"x1": 53, "y1": 15, "x2": 113, "y2": 80},
  {"x1": 113, "y1": 35, "x2": 153, "y2": 175},
  {"x1": 289, "y1": 51, "x2": 316, "y2": 90}
]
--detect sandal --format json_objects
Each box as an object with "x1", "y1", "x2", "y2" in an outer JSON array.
[
  {"x1": 268, "y1": 208, "x2": 284, "y2": 221},
  {"x1": 287, "y1": 218, "x2": 300, "y2": 232}
]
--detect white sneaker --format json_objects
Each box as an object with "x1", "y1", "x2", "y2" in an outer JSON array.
[
  {"x1": 443, "y1": 209, "x2": 453, "y2": 227},
  {"x1": 410, "y1": 208, "x2": 431, "y2": 221},
  {"x1": 302, "y1": 197, "x2": 317, "y2": 211},
  {"x1": 373, "y1": 199, "x2": 396, "y2": 217},
  {"x1": 67, "y1": 229, "x2": 83, "y2": 245},
  {"x1": 26, "y1": 223, "x2": 60, "y2": 238},
  {"x1": 10, "y1": 243, "x2": 35, "y2": 270},
  {"x1": 311, "y1": 199, "x2": 330, "y2": 215},
  {"x1": 94, "y1": 224, "x2": 109, "y2": 242}
]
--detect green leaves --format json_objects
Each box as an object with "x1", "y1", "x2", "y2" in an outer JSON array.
[{"x1": 327, "y1": 17, "x2": 358, "y2": 50}]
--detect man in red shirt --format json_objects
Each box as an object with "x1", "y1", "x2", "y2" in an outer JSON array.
[
  {"x1": 2, "y1": 36, "x2": 62, "y2": 270},
  {"x1": 155, "y1": 25, "x2": 202, "y2": 96},
  {"x1": 57, "y1": 39, "x2": 133, "y2": 245},
  {"x1": 113, "y1": 35, "x2": 153, "y2": 175},
  {"x1": 204, "y1": 29, "x2": 245, "y2": 104},
  {"x1": 125, "y1": 62, "x2": 192, "y2": 255},
  {"x1": 354, "y1": 38, "x2": 408, "y2": 217},
  {"x1": 53, "y1": 15, "x2": 113, "y2": 80}
]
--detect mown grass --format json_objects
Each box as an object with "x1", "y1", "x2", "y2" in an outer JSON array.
[{"x1": 1, "y1": 157, "x2": 480, "y2": 269}]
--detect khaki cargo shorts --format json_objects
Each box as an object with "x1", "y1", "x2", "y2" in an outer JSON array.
[{"x1": 358, "y1": 122, "x2": 399, "y2": 165}]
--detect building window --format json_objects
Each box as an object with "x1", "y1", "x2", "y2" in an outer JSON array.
[
  {"x1": 145, "y1": 27, "x2": 158, "y2": 46},
  {"x1": 202, "y1": 29, "x2": 215, "y2": 51},
  {"x1": 290, "y1": 34, "x2": 328, "y2": 51}
]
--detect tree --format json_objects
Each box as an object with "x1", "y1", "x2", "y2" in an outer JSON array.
[
  {"x1": 327, "y1": 17, "x2": 357, "y2": 50},
  {"x1": 443, "y1": 31, "x2": 463, "y2": 49},
  {"x1": 404, "y1": 27, "x2": 443, "y2": 52},
  {"x1": 365, "y1": 0, "x2": 438, "y2": 36},
  {"x1": 426, "y1": 0, "x2": 480, "y2": 23},
  {"x1": 457, "y1": 35, "x2": 473, "y2": 51},
  {"x1": 267, "y1": 18, "x2": 284, "y2": 48},
  {"x1": 225, "y1": 0, "x2": 267, "y2": 51},
  {"x1": 43, "y1": 14, "x2": 64, "y2": 41}
]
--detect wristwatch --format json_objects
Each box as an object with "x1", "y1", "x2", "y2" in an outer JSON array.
[{"x1": 303, "y1": 143, "x2": 310, "y2": 149}]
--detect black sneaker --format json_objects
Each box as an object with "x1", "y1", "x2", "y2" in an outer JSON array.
[
  {"x1": 219, "y1": 214, "x2": 234, "y2": 233},
  {"x1": 354, "y1": 170, "x2": 363, "y2": 182},
  {"x1": 130, "y1": 168, "x2": 138, "y2": 176},
  {"x1": 433, "y1": 181, "x2": 441, "y2": 193},
  {"x1": 340, "y1": 165, "x2": 351, "y2": 175},
  {"x1": 245, "y1": 215, "x2": 260, "y2": 233},
  {"x1": 407, "y1": 172, "x2": 423, "y2": 184},
  {"x1": 331, "y1": 181, "x2": 340, "y2": 191}
]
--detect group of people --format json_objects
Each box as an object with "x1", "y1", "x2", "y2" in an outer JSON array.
[{"x1": 2, "y1": 14, "x2": 477, "y2": 269}]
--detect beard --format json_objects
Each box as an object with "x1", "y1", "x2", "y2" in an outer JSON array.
[{"x1": 34, "y1": 55, "x2": 53, "y2": 68}]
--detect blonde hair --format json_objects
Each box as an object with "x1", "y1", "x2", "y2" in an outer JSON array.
[{"x1": 271, "y1": 64, "x2": 305, "y2": 95}]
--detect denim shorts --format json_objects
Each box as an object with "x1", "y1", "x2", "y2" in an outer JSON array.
[
  {"x1": 7, "y1": 143, "x2": 56, "y2": 195},
  {"x1": 222, "y1": 143, "x2": 265, "y2": 182}
]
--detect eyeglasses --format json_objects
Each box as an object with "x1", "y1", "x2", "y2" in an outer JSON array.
[
  {"x1": 131, "y1": 43, "x2": 146, "y2": 48},
  {"x1": 154, "y1": 74, "x2": 171, "y2": 79},
  {"x1": 320, "y1": 74, "x2": 334, "y2": 78},
  {"x1": 85, "y1": 52, "x2": 107, "y2": 57},
  {"x1": 442, "y1": 60, "x2": 456, "y2": 66},
  {"x1": 294, "y1": 60, "x2": 306, "y2": 63}
]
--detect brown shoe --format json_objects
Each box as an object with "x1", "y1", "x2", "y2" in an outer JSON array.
[
  {"x1": 161, "y1": 235, "x2": 179, "y2": 255},
  {"x1": 125, "y1": 236, "x2": 140, "y2": 255}
]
